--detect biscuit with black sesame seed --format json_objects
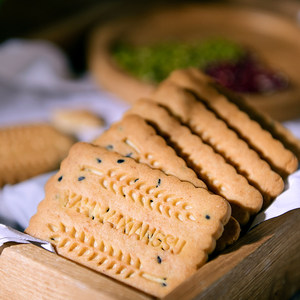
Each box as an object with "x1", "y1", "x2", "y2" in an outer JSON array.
[
  {"x1": 26, "y1": 142, "x2": 230, "y2": 297},
  {"x1": 128, "y1": 99, "x2": 263, "y2": 224},
  {"x1": 93, "y1": 114, "x2": 206, "y2": 189},
  {"x1": 93, "y1": 113, "x2": 240, "y2": 246}
]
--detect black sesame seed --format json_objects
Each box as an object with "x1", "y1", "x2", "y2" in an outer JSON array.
[
  {"x1": 150, "y1": 200, "x2": 153, "y2": 203},
  {"x1": 162, "y1": 283, "x2": 167, "y2": 287},
  {"x1": 156, "y1": 178, "x2": 161, "y2": 188},
  {"x1": 106, "y1": 208, "x2": 110, "y2": 212},
  {"x1": 92, "y1": 216, "x2": 95, "y2": 220},
  {"x1": 125, "y1": 152, "x2": 133, "y2": 157},
  {"x1": 58, "y1": 176, "x2": 63, "y2": 182},
  {"x1": 78, "y1": 176, "x2": 85, "y2": 181},
  {"x1": 123, "y1": 194, "x2": 126, "y2": 197},
  {"x1": 96, "y1": 158, "x2": 102, "y2": 163},
  {"x1": 50, "y1": 238, "x2": 54, "y2": 241},
  {"x1": 161, "y1": 247, "x2": 165, "y2": 251},
  {"x1": 134, "y1": 178, "x2": 139, "y2": 183},
  {"x1": 158, "y1": 239, "x2": 162, "y2": 242},
  {"x1": 106, "y1": 145, "x2": 113, "y2": 150},
  {"x1": 157, "y1": 256, "x2": 162, "y2": 264},
  {"x1": 117, "y1": 159, "x2": 125, "y2": 164},
  {"x1": 205, "y1": 214, "x2": 211, "y2": 220}
]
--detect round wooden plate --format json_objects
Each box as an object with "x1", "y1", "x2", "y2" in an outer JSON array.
[{"x1": 88, "y1": 4, "x2": 300, "y2": 121}]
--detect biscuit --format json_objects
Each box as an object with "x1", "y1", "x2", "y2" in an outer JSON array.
[
  {"x1": 127, "y1": 99, "x2": 263, "y2": 224},
  {"x1": 26, "y1": 142, "x2": 230, "y2": 297},
  {"x1": 215, "y1": 216, "x2": 241, "y2": 252},
  {"x1": 151, "y1": 81, "x2": 284, "y2": 201},
  {"x1": 93, "y1": 114, "x2": 206, "y2": 189},
  {"x1": 212, "y1": 83, "x2": 300, "y2": 162},
  {"x1": 0, "y1": 123, "x2": 74, "y2": 187},
  {"x1": 51, "y1": 109, "x2": 104, "y2": 136},
  {"x1": 168, "y1": 68, "x2": 298, "y2": 176},
  {"x1": 93, "y1": 114, "x2": 239, "y2": 247}
]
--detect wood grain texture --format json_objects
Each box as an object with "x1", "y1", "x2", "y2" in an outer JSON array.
[
  {"x1": 0, "y1": 209, "x2": 299, "y2": 299},
  {"x1": 163, "y1": 209, "x2": 300, "y2": 300},
  {"x1": 0, "y1": 243, "x2": 152, "y2": 300}
]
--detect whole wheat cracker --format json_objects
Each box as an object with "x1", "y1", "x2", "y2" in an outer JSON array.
[
  {"x1": 93, "y1": 114, "x2": 240, "y2": 248},
  {"x1": 151, "y1": 81, "x2": 284, "y2": 201},
  {"x1": 127, "y1": 99, "x2": 263, "y2": 224},
  {"x1": 0, "y1": 123, "x2": 74, "y2": 187},
  {"x1": 26, "y1": 142, "x2": 230, "y2": 297},
  {"x1": 168, "y1": 68, "x2": 298, "y2": 176}
]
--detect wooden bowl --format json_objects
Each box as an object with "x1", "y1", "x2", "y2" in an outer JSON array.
[{"x1": 88, "y1": 4, "x2": 300, "y2": 121}]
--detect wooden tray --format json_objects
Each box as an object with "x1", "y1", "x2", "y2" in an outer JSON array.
[
  {"x1": 88, "y1": 4, "x2": 300, "y2": 121},
  {"x1": 1, "y1": 209, "x2": 299, "y2": 299}
]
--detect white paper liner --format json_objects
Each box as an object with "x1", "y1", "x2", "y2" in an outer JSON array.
[{"x1": 0, "y1": 224, "x2": 55, "y2": 253}]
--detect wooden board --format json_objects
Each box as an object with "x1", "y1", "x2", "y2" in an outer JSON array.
[
  {"x1": 1, "y1": 209, "x2": 299, "y2": 299},
  {"x1": 88, "y1": 4, "x2": 300, "y2": 121}
]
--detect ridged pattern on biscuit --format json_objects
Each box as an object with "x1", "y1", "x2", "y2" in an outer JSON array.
[
  {"x1": 168, "y1": 68, "x2": 298, "y2": 176},
  {"x1": 210, "y1": 83, "x2": 300, "y2": 163},
  {"x1": 26, "y1": 142, "x2": 230, "y2": 297},
  {"x1": 0, "y1": 124, "x2": 74, "y2": 187},
  {"x1": 151, "y1": 82, "x2": 284, "y2": 200},
  {"x1": 93, "y1": 114, "x2": 206, "y2": 189},
  {"x1": 128, "y1": 99, "x2": 263, "y2": 224},
  {"x1": 93, "y1": 114, "x2": 239, "y2": 247}
]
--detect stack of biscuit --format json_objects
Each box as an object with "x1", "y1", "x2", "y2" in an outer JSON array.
[{"x1": 26, "y1": 68, "x2": 299, "y2": 297}]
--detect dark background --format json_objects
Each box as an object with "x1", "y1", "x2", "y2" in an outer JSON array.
[{"x1": 0, "y1": 0, "x2": 299, "y2": 72}]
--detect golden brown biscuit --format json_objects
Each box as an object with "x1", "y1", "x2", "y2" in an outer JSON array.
[
  {"x1": 26, "y1": 142, "x2": 230, "y2": 297},
  {"x1": 93, "y1": 114, "x2": 206, "y2": 189},
  {"x1": 212, "y1": 83, "x2": 300, "y2": 163},
  {"x1": 168, "y1": 68, "x2": 298, "y2": 176},
  {"x1": 128, "y1": 99, "x2": 263, "y2": 224},
  {"x1": 0, "y1": 123, "x2": 74, "y2": 187},
  {"x1": 93, "y1": 114, "x2": 239, "y2": 247},
  {"x1": 215, "y1": 216, "x2": 241, "y2": 252},
  {"x1": 151, "y1": 81, "x2": 284, "y2": 201}
]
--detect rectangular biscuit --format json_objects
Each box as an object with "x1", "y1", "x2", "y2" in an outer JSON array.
[
  {"x1": 0, "y1": 123, "x2": 74, "y2": 187},
  {"x1": 128, "y1": 99, "x2": 263, "y2": 224},
  {"x1": 93, "y1": 114, "x2": 206, "y2": 189},
  {"x1": 168, "y1": 68, "x2": 298, "y2": 176},
  {"x1": 150, "y1": 81, "x2": 284, "y2": 202},
  {"x1": 26, "y1": 142, "x2": 230, "y2": 297},
  {"x1": 211, "y1": 82, "x2": 300, "y2": 162},
  {"x1": 93, "y1": 114, "x2": 239, "y2": 249}
]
